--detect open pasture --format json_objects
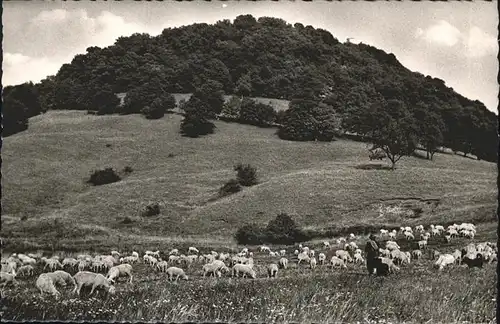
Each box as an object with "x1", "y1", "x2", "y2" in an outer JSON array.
[{"x1": 1, "y1": 225, "x2": 497, "y2": 323}]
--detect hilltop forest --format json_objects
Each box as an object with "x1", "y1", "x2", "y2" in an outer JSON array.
[{"x1": 2, "y1": 15, "x2": 497, "y2": 162}]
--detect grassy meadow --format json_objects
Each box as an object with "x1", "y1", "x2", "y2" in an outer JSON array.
[{"x1": 0, "y1": 109, "x2": 498, "y2": 322}]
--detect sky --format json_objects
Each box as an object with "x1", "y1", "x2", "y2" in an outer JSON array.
[{"x1": 2, "y1": 1, "x2": 498, "y2": 112}]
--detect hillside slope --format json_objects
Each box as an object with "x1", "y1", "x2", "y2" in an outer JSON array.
[{"x1": 2, "y1": 111, "x2": 496, "y2": 249}]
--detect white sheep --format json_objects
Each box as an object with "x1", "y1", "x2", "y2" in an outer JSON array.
[
  {"x1": 279, "y1": 249, "x2": 286, "y2": 257},
  {"x1": 379, "y1": 248, "x2": 391, "y2": 258},
  {"x1": 44, "y1": 259, "x2": 63, "y2": 272},
  {"x1": 404, "y1": 231, "x2": 415, "y2": 240},
  {"x1": 156, "y1": 261, "x2": 169, "y2": 272},
  {"x1": 378, "y1": 257, "x2": 400, "y2": 274},
  {"x1": 380, "y1": 229, "x2": 389, "y2": 235},
  {"x1": 0, "y1": 272, "x2": 17, "y2": 287},
  {"x1": 386, "y1": 241, "x2": 400, "y2": 251},
  {"x1": 294, "y1": 249, "x2": 299, "y2": 255},
  {"x1": 73, "y1": 271, "x2": 116, "y2": 296},
  {"x1": 278, "y1": 257, "x2": 289, "y2": 269},
  {"x1": 310, "y1": 257, "x2": 317, "y2": 269},
  {"x1": 166, "y1": 267, "x2": 188, "y2": 281},
  {"x1": 349, "y1": 233, "x2": 356, "y2": 240},
  {"x1": 132, "y1": 251, "x2": 139, "y2": 258},
  {"x1": 391, "y1": 250, "x2": 410, "y2": 265},
  {"x1": 107, "y1": 264, "x2": 133, "y2": 284},
  {"x1": 329, "y1": 256, "x2": 347, "y2": 269},
  {"x1": 260, "y1": 246, "x2": 271, "y2": 253},
  {"x1": 411, "y1": 250, "x2": 422, "y2": 260},
  {"x1": 203, "y1": 260, "x2": 229, "y2": 277},
  {"x1": 388, "y1": 231, "x2": 397, "y2": 240},
  {"x1": 297, "y1": 252, "x2": 311, "y2": 265},
  {"x1": 1, "y1": 262, "x2": 17, "y2": 276},
  {"x1": 169, "y1": 249, "x2": 179, "y2": 256},
  {"x1": 187, "y1": 247, "x2": 199, "y2": 255},
  {"x1": 434, "y1": 254, "x2": 455, "y2": 271},
  {"x1": 269, "y1": 251, "x2": 278, "y2": 257},
  {"x1": 417, "y1": 240, "x2": 428, "y2": 250},
  {"x1": 267, "y1": 264, "x2": 279, "y2": 278},
  {"x1": 240, "y1": 248, "x2": 249, "y2": 255},
  {"x1": 335, "y1": 250, "x2": 353, "y2": 263},
  {"x1": 323, "y1": 241, "x2": 331, "y2": 249},
  {"x1": 354, "y1": 253, "x2": 365, "y2": 264},
  {"x1": 415, "y1": 225, "x2": 424, "y2": 232},
  {"x1": 36, "y1": 273, "x2": 60, "y2": 297},
  {"x1": 318, "y1": 253, "x2": 326, "y2": 265},
  {"x1": 452, "y1": 249, "x2": 462, "y2": 265},
  {"x1": 17, "y1": 265, "x2": 34, "y2": 277},
  {"x1": 232, "y1": 264, "x2": 256, "y2": 279}
]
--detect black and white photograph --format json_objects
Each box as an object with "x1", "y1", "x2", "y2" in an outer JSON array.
[{"x1": 1, "y1": 0, "x2": 498, "y2": 322}]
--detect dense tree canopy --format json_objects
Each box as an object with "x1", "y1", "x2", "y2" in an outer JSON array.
[{"x1": 2, "y1": 15, "x2": 496, "y2": 163}]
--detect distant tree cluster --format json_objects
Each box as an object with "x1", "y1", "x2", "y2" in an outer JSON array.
[{"x1": 1, "y1": 14, "x2": 496, "y2": 164}]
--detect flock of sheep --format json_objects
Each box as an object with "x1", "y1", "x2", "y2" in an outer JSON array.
[{"x1": 0, "y1": 222, "x2": 496, "y2": 298}]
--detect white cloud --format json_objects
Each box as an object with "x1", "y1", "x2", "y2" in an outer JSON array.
[
  {"x1": 416, "y1": 20, "x2": 462, "y2": 47},
  {"x1": 2, "y1": 52, "x2": 71, "y2": 85},
  {"x1": 464, "y1": 26, "x2": 498, "y2": 58},
  {"x1": 3, "y1": 9, "x2": 167, "y2": 86}
]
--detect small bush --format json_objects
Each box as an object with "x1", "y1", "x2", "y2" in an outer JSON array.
[
  {"x1": 234, "y1": 163, "x2": 258, "y2": 186},
  {"x1": 123, "y1": 166, "x2": 133, "y2": 174},
  {"x1": 122, "y1": 216, "x2": 134, "y2": 224},
  {"x1": 87, "y1": 168, "x2": 121, "y2": 186},
  {"x1": 219, "y1": 179, "x2": 242, "y2": 197},
  {"x1": 141, "y1": 203, "x2": 160, "y2": 217},
  {"x1": 235, "y1": 224, "x2": 267, "y2": 245},
  {"x1": 105, "y1": 144, "x2": 112, "y2": 148},
  {"x1": 168, "y1": 153, "x2": 175, "y2": 158},
  {"x1": 20, "y1": 215, "x2": 28, "y2": 222}
]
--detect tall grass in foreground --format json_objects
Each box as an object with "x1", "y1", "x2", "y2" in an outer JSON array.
[{"x1": 1, "y1": 266, "x2": 495, "y2": 323}]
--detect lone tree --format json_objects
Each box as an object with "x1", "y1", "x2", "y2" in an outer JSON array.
[
  {"x1": 361, "y1": 100, "x2": 418, "y2": 170},
  {"x1": 414, "y1": 102, "x2": 445, "y2": 160},
  {"x1": 266, "y1": 213, "x2": 307, "y2": 244},
  {"x1": 180, "y1": 96, "x2": 216, "y2": 137}
]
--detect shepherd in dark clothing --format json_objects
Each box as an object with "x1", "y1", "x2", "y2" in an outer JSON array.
[{"x1": 365, "y1": 234, "x2": 380, "y2": 275}]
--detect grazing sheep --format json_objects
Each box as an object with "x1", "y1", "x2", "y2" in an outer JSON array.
[
  {"x1": 121, "y1": 256, "x2": 138, "y2": 264},
  {"x1": 323, "y1": 241, "x2": 331, "y2": 249},
  {"x1": 380, "y1": 229, "x2": 389, "y2": 236},
  {"x1": 267, "y1": 264, "x2": 279, "y2": 278},
  {"x1": 169, "y1": 249, "x2": 179, "y2": 256},
  {"x1": 44, "y1": 259, "x2": 63, "y2": 272},
  {"x1": 260, "y1": 246, "x2": 271, "y2": 253},
  {"x1": 434, "y1": 254, "x2": 455, "y2": 271},
  {"x1": 335, "y1": 250, "x2": 353, "y2": 263},
  {"x1": 411, "y1": 250, "x2": 422, "y2": 260},
  {"x1": 188, "y1": 247, "x2": 199, "y2": 254},
  {"x1": 156, "y1": 261, "x2": 169, "y2": 272},
  {"x1": 309, "y1": 257, "x2": 317, "y2": 269},
  {"x1": 269, "y1": 251, "x2": 278, "y2": 257},
  {"x1": 462, "y1": 253, "x2": 484, "y2": 268},
  {"x1": 278, "y1": 257, "x2": 289, "y2": 269},
  {"x1": 417, "y1": 240, "x2": 428, "y2": 250},
  {"x1": 349, "y1": 233, "x2": 356, "y2": 240},
  {"x1": 386, "y1": 241, "x2": 400, "y2": 251},
  {"x1": 354, "y1": 253, "x2": 365, "y2": 264},
  {"x1": 279, "y1": 249, "x2": 286, "y2": 257},
  {"x1": 36, "y1": 273, "x2": 60, "y2": 296},
  {"x1": 73, "y1": 271, "x2": 115, "y2": 296},
  {"x1": 203, "y1": 260, "x2": 229, "y2": 278},
  {"x1": 415, "y1": 225, "x2": 424, "y2": 232},
  {"x1": 107, "y1": 264, "x2": 133, "y2": 284},
  {"x1": 294, "y1": 250, "x2": 299, "y2": 255},
  {"x1": 232, "y1": 264, "x2": 256, "y2": 279},
  {"x1": 165, "y1": 267, "x2": 188, "y2": 281},
  {"x1": 404, "y1": 231, "x2": 415, "y2": 240},
  {"x1": 297, "y1": 252, "x2": 311, "y2": 265},
  {"x1": 169, "y1": 255, "x2": 180, "y2": 264},
  {"x1": 391, "y1": 250, "x2": 410, "y2": 265},
  {"x1": 329, "y1": 256, "x2": 347, "y2": 269},
  {"x1": 17, "y1": 265, "x2": 34, "y2": 277},
  {"x1": 46, "y1": 270, "x2": 77, "y2": 290},
  {"x1": 0, "y1": 272, "x2": 17, "y2": 287},
  {"x1": 388, "y1": 231, "x2": 397, "y2": 240}
]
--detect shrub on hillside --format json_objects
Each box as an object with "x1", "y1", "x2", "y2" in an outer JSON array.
[
  {"x1": 238, "y1": 98, "x2": 277, "y2": 127},
  {"x1": 234, "y1": 163, "x2": 258, "y2": 186},
  {"x1": 219, "y1": 179, "x2": 242, "y2": 197},
  {"x1": 141, "y1": 203, "x2": 160, "y2": 217},
  {"x1": 235, "y1": 224, "x2": 267, "y2": 245},
  {"x1": 123, "y1": 166, "x2": 133, "y2": 174},
  {"x1": 87, "y1": 168, "x2": 121, "y2": 186},
  {"x1": 180, "y1": 113, "x2": 216, "y2": 138},
  {"x1": 265, "y1": 213, "x2": 308, "y2": 244}
]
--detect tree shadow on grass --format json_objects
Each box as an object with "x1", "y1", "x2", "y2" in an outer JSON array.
[{"x1": 354, "y1": 163, "x2": 394, "y2": 171}]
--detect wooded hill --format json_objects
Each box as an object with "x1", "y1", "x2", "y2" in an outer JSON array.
[{"x1": 2, "y1": 15, "x2": 497, "y2": 162}]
